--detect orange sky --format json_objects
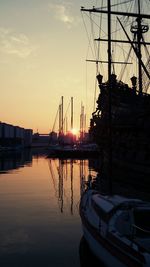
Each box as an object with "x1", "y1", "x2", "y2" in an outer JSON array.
[
  {"x1": 0, "y1": 0, "x2": 97, "y2": 133},
  {"x1": 0, "y1": 0, "x2": 149, "y2": 133}
]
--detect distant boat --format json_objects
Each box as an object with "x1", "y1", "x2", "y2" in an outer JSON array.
[{"x1": 47, "y1": 143, "x2": 100, "y2": 159}]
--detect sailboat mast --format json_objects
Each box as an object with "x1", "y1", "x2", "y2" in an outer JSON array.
[
  {"x1": 108, "y1": 0, "x2": 111, "y2": 80},
  {"x1": 61, "y1": 96, "x2": 64, "y2": 134},
  {"x1": 137, "y1": 0, "x2": 142, "y2": 94},
  {"x1": 59, "y1": 104, "x2": 62, "y2": 135},
  {"x1": 108, "y1": 0, "x2": 112, "y2": 194},
  {"x1": 71, "y1": 97, "x2": 73, "y2": 130}
]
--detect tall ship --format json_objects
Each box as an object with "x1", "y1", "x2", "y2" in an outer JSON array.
[
  {"x1": 81, "y1": 0, "x2": 150, "y2": 181},
  {"x1": 79, "y1": 2, "x2": 150, "y2": 266}
]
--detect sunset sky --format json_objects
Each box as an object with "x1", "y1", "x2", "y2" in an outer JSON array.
[
  {"x1": 0, "y1": 0, "x2": 97, "y2": 133},
  {"x1": 1, "y1": 0, "x2": 149, "y2": 133}
]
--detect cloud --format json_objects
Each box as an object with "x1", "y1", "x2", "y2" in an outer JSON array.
[
  {"x1": 48, "y1": 2, "x2": 75, "y2": 28},
  {"x1": 0, "y1": 27, "x2": 35, "y2": 58}
]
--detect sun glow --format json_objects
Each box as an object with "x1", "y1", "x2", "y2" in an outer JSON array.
[{"x1": 71, "y1": 128, "x2": 79, "y2": 136}]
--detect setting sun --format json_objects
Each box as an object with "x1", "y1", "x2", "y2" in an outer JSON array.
[{"x1": 71, "y1": 128, "x2": 79, "y2": 136}]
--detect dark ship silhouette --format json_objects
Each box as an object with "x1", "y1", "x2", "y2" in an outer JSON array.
[
  {"x1": 82, "y1": 0, "x2": 150, "y2": 181},
  {"x1": 79, "y1": 3, "x2": 150, "y2": 266}
]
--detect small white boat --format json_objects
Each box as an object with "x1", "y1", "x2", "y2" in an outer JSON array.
[{"x1": 80, "y1": 189, "x2": 150, "y2": 267}]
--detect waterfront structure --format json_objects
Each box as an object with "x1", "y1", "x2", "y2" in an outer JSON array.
[{"x1": 0, "y1": 121, "x2": 33, "y2": 148}]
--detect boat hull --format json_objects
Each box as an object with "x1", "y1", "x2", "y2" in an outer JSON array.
[
  {"x1": 80, "y1": 191, "x2": 150, "y2": 267},
  {"x1": 82, "y1": 225, "x2": 127, "y2": 267}
]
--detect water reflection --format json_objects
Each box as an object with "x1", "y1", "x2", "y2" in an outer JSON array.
[
  {"x1": 89, "y1": 158, "x2": 150, "y2": 201},
  {"x1": 47, "y1": 159, "x2": 96, "y2": 215},
  {"x1": 0, "y1": 149, "x2": 32, "y2": 173},
  {"x1": 0, "y1": 154, "x2": 98, "y2": 267},
  {"x1": 1, "y1": 152, "x2": 148, "y2": 266}
]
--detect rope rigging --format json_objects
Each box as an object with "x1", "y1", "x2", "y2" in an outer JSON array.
[{"x1": 81, "y1": 0, "x2": 150, "y2": 114}]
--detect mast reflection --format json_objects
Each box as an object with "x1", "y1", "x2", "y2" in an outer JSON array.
[
  {"x1": 70, "y1": 160, "x2": 73, "y2": 215},
  {"x1": 47, "y1": 159, "x2": 97, "y2": 214}
]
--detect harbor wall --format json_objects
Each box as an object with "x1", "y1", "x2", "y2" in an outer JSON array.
[{"x1": 0, "y1": 122, "x2": 33, "y2": 148}]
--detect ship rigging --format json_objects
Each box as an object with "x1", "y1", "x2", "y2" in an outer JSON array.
[{"x1": 81, "y1": 0, "x2": 150, "y2": 179}]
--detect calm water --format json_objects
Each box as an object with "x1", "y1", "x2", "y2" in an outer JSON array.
[
  {"x1": 0, "y1": 150, "x2": 97, "y2": 267},
  {"x1": 0, "y1": 150, "x2": 149, "y2": 267}
]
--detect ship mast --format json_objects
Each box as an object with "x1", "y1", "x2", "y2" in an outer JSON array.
[
  {"x1": 81, "y1": 1, "x2": 150, "y2": 94},
  {"x1": 61, "y1": 96, "x2": 64, "y2": 134},
  {"x1": 108, "y1": 0, "x2": 112, "y2": 194},
  {"x1": 81, "y1": 0, "x2": 150, "y2": 193},
  {"x1": 137, "y1": 0, "x2": 142, "y2": 94},
  {"x1": 108, "y1": 0, "x2": 111, "y2": 81},
  {"x1": 71, "y1": 97, "x2": 73, "y2": 130}
]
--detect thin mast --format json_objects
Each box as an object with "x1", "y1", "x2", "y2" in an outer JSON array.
[
  {"x1": 108, "y1": 0, "x2": 112, "y2": 194},
  {"x1": 117, "y1": 18, "x2": 150, "y2": 82},
  {"x1": 137, "y1": 0, "x2": 142, "y2": 94},
  {"x1": 71, "y1": 97, "x2": 73, "y2": 130},
  {"x1": 61, "y1": 96, "x2": 64, "y2": 134},
  {"x1": 80, "y1": 103, "x2": 84, "y2": 142},
  {"x1": 108, "y1": 0, "x2": 111, "y2": 81},
  {"x1": 59, "y1": 104, "x2": 62, "y2": 135}
]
